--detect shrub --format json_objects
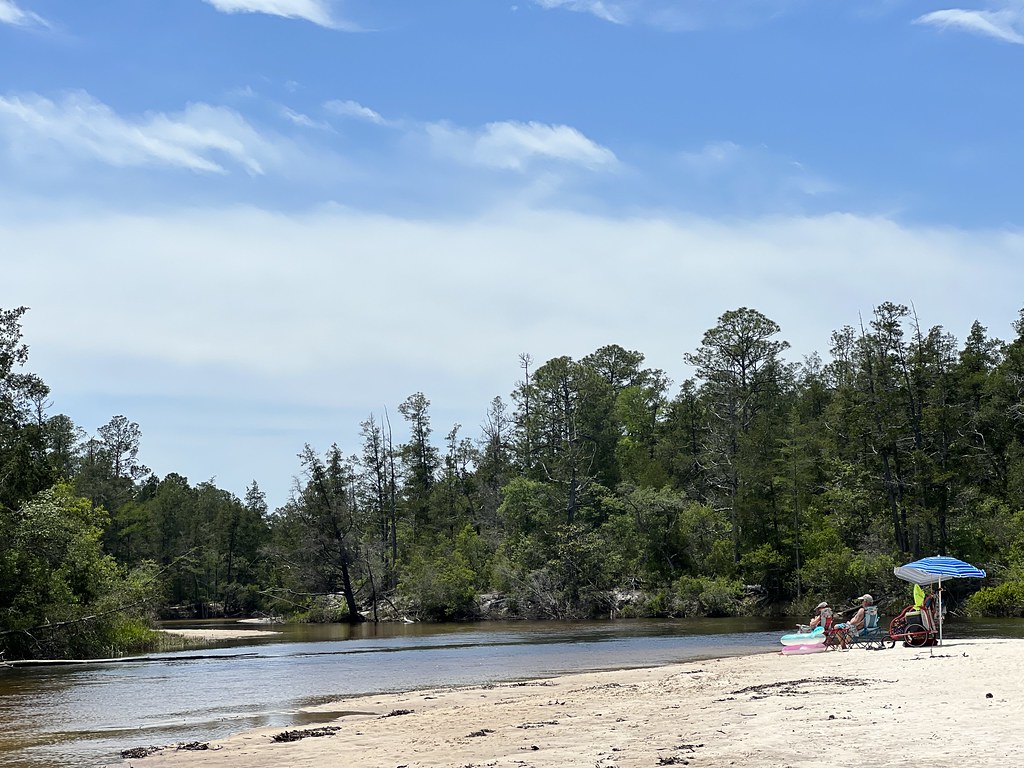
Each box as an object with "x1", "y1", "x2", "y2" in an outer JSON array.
[
  {"x1": 965, "y1": 581, "x2": 1024, "y2": 617},
  {"x1": 669, "y1": 575, "x2": 744, "y2": 617}
]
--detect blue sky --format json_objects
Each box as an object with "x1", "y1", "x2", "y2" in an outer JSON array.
[{"x1": 2, "y1": 0, "x2": 1023, "y2": 509}]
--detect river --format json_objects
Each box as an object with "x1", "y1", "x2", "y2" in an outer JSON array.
[{"x1": 1, "y1": 616, "x2": 1021, "y2": 768}]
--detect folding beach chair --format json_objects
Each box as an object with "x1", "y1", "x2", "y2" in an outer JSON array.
[
  {"x1": 817, "y1": 608, "x2": 848, "y2": 650},
  {"x1": 846, "y1": 605, "x2": 889, "y2": 650}
]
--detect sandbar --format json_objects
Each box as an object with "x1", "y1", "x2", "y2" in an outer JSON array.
[
  {"x1": 109, "y1": 637, "x2": 1023, "y2": 767},
  {"x1": 158, "y1": 628, "x2": 281, "y2": 641}
]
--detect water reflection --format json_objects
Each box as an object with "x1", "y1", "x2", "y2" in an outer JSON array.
[{"x1": 1, "y1": 616, "x2": 1020, "y2": 768}]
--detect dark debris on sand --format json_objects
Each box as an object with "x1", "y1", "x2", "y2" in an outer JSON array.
[
  {"x1": 271, "y1": 726, "x2": 341, "y2": 742},
  {"x1": 731, "y1": 676, "x2": 870, "y2": 698},
  {"x1": 177, "y1": 741, "x2": 213, "y2": 751},
  {"x1": 380, "y1": 708, "x2": 414, "y2": 718},
  {"x1": 656, "y1": 743, "x2": 704, "y2": 765},
  {"x1": 120, "y1": 742, "x2": 214, "y2": 759},
  {"x1": 120, "y1": 746, "x2": 164, "y2": 759}
]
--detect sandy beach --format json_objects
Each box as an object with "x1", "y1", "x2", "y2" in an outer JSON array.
[{"x1": 111, "y1": 637, "x2": 1023, "y2": 768}]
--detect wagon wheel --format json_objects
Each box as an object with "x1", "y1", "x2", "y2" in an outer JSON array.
[{"x1": 905, "y1": 629, "x2": 929, "y2": 648}]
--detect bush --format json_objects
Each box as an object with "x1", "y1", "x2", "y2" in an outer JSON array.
[
  {"x1": 965, "y1": 581, "x2": 1024, "y2": 617},
  {"x1": 1, "y1": 487, "x2": 164, "y2": 660},
  {"x1": 399, "y1": 539, "x2": 478, "y2": 621},
  {"x1": 293, "y1": 595, "x2": 352, "y2": 623},
  {"x1": 669, "y1": 575, "x2": 744, "y2": 617}
]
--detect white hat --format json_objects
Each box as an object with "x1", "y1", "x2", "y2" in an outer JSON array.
[
  {"x1": 857, "y1": 594, "x2": 873, "y2": 603},
  {"x1": 816, "y1": 601, "x2": 829, "y2": 609}
]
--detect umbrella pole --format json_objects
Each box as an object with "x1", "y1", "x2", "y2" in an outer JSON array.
[{"x1": 938, "y1": 577, "x2": 943, "y2": 647}]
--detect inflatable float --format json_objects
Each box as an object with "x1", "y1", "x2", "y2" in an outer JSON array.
[
  {"x1": 781, "y1": 642, "x2": 826, "y2": 655},
  {"x1": 779, "y1": 626, "x2": 825, "y2": 646}
]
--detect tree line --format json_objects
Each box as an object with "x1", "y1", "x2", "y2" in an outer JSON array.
[{"x1": 2, "y1": 302, "x2": 1022, "y2": 659}]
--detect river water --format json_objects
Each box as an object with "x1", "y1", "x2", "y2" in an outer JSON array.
[{"x1": 1, "y1": 616, "x2": 1021, "y2": 768}]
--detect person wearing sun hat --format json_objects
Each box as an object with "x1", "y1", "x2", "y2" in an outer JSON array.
[
  {"x1": 847, "y1": 594, "x2": 873, "y2": 633},
  {"x1": 807, "y1": 600, "x2": 830, "y2": 629}
]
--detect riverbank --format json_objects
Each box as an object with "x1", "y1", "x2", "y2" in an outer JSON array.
[
  {"x1": 157, "y1": 627, "x2": 281, "y2": 641},
  {"x1": 107, "y1": 637, "x2": 1022, "y2": 767}
]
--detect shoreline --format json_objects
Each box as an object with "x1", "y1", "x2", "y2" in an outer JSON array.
[
  {"x1": 1, "y1": 629, "x2": 282, "y2": 667},
  {"x1": 156, "y1": 628, "x2": 282, "y2": 641},
  {"x1": 108, "y1": 637, "x2": 1024, "y2": 767}
]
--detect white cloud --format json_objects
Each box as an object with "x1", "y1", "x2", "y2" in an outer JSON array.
[
  {"x1": 0, "y1": 91, "x2": 280, "y2": 174},
  {"x1": 4, "y1": 201, "x2": 1022, "y2": 510},
  {"x1": 324, "y1": 99, "x2": 386, "y2": 125},
  {"x1": 202, "y1": 0, "x2": 356, "y2": 30},
  {"x1": 427, "y1": 120, "x2": 618, "y2": 171},
  {"x1": 532, "y1": 0, "x2": 628, "y2": 24},
  {"x1": 915, "y1": 5, "x2": 1024, "y2": 44},
  {"x1": 531, "y1": 0, "x2": 807, "y2": 30},
  {"x1": 0, "y1": 0, "x2": 47, "y2": 27},
  {"x1": 281, "y1": 107, "x2": 330, "y2": 130}
]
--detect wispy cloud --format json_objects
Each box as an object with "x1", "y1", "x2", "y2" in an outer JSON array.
[
  {"x1": 678, "y1": 141, "x2": 743, "y2": 171},
  {"x1": 532, "y1": 0, "x2": 628, "y2": 24},
  {"x1": 915, "y1": 4, "x2": 1024, "y2": 44},
  {"x1": 0, "y1": 0, "x2": 48, "y2": 27},
  {"x1": 530, "y1": 0, "x2": 805, "y2": 30},
  {"x1": 427, "y1": 120, "x2": 618, "y2": 172},
  {"x1": 0, "y1": 91, "x2": 277, "y2": 174},
  {"x1": 324, "y1": 99, "x2": 386, "y2": 125},
  {"x1": 202, "y1": 0, "x2": 356, "y2": 30},
  {"x1": 281, "y1": 107, "x2": 330, "y2": 130},
  {"x1": 671, "y1": 140, "x2": 838, "y2": 210}
]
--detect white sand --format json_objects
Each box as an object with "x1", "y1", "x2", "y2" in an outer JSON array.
[{"x1": 111, "y1": 637, "x2": 1024, "y2": 768}]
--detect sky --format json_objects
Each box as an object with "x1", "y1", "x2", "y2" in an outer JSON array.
[{"x1": 2, "y1": 0, "x2": 1023, "y2": 511}]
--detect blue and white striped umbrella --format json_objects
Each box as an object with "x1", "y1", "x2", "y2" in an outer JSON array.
[
  {"x1": 893, "y1": 556, "x2": 986, "y2": 586},
  {"x1": 893, "y1": 556, "x2": 986, "y2": 645}
]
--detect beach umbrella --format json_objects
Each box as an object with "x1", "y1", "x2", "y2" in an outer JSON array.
[{"x1": 893, "y1": 556, "x2": 986, "y2": 645}]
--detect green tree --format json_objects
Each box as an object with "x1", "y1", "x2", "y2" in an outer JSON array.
[
  {"x1": 0, "y1": 306, "x2": 55, "y2": 512},
  {"x1": 398, "y1": 393, "x2": 440, "y2": 531},
  {"x1": 684, "y1": 307, "x2": 792, "y2": 563},
  {"x1": 0, "y1": 484, "x2": 157, "y2": 659},
  {"x1": 281, "y1": 444, "x2": 364, "y2": 622}
]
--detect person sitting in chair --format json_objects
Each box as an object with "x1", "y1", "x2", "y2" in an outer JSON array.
[
  {"x1": 846, "y1": 594, "x2": 873, "y2": 634},
  {"x1": 808, "y1": 601, "x2": 830, "y2": 629},
  {"x1": 832, "y1": 594, "x2": 873, "y2": 648}
]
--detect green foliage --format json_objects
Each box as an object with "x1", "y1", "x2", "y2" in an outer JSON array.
[
  {"x1": 797, "y1": 521, "x2": 900, "y2": 609},
  {"x1": 0, "y1": 485, "x2": 161, "y2": 659},
  {"x1": 668, "y1": 575, "x2": 745, "y2": 617},
  {"x1": 493, "y1": 522, "x2": 616, "y2": 620},
  {"x1": 292, "y1": 596, "x2": 354, "y2": 624},
  {"x1": 399, "y1": 531, "x2": 480, "y2": 620},
  {"x1": 739, "y1": 544, "x2": 787, "y2": 592},
  {"x1": 9, "y1": 303, "x2": 1024, "y2": 645},
  {"x1": 965, "y1": 581, "x2": 1024, "y2": 617}
]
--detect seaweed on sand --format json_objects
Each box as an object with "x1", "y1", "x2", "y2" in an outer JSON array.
[{"x1": 271, "y1": 726, "x2": 341, "y2": 742}]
